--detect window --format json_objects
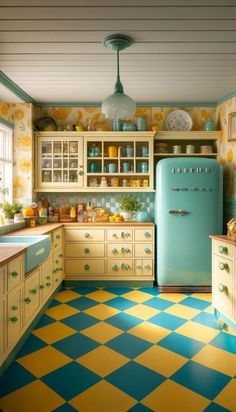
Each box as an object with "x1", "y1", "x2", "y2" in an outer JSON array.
[{"x1": 0, "y1": 121, "x2": 13, "y2": 202}]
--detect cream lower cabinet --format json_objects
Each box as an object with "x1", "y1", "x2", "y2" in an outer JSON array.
[
  {"x1": 211, "y1": 236, "x2": 236, "y2": 330},
  {"x1": 0, "y1": 296, "x2": 6, "y2": 365},
  {"x1": 52, "y1": 227, "x2": 64, "y2": 287},
  {"x1": 64, "y1": 224, "x2": 154, "y2": 281}
]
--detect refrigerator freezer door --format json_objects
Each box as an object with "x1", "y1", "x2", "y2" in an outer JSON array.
[{"x1": 156, "y1": 158, "x2": 222, "y2": 286}]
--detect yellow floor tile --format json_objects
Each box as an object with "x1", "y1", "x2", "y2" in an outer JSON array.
[
  {"x1": 122, "y1": 290, "x2": 152, "y2": 303},
  {"x1": 142, "y1": 380, "x2": 210, "y2": 412},
  {"x1": 84, "y1": 303, "x2": 120, "y2": 320},
  {"x1": 17, "y1": 346, "x2": 71, "y2": 378},
  {"x1": 77, "y1": 345, "x2": 129, "y2": 377},
  {"x1": 214, "y1": 379, "x2": 236, "y2": 411},
  {"x1": 69, "y1": 380, "x2": 136, "y2": 412},
  {"x1": 191, "y1": 293, "x2": 212, "y2": 302},
  {"x1": 54, "y1": 289, "x2": 80, "y2": 303},
  {"x1": 85, "y1": 290, "x2": 116, "y2": 303},
  {"x1": 176, "y1": 321, "x2": 220, "y2": 343},
  {"x1": 81, "y1": 322, "x2": 123, "y2": 344},
  {"x1": 125, "y1": 304, "x2": 160, "y2": 320},
  {"x1": 204, "y1": 305, "x2": 213, "y2": 314},
  {"x1": 157, "y1": 293, "x2": 186, "y2": 303},
  {"x1": 135, "y1": 346, "x2": 188, "y2": 377},
  {"x1": 164, "y1": 303, "x2": 200, "y2": 320},
  {"x1": 193, "y1": 345, "x2": 236, "y2": 377},
  {"x1": 129, "y1": 321, "x2": 171, "y2": 344},
  {"x1": 0, "y1": 380, "x2": 64, "y2": 412},
  {"x1": 45, "y1": 303, "x2": 79, "y2": 320},
  {"x1": 33, "y1": 321, "x2": 76, "y2": 344}
]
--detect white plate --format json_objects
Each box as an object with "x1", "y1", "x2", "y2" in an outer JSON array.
[{"x1": 165, "y1": 110, "x2": 193, "y2": 131}]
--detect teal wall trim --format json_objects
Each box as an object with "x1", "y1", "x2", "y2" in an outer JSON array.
[
  {"x1": 0, "y1": 117, "x2": 14, "y2": 129},
  {"x1": 64, "y1": 280, "x2": 154, "y2": 288},
  {"x1": 0, "y1": 284, "x2": 62, "y2": 377},
  {"x1": 0, "y1": 71, "x2": 35, "y2": 104},
  {"x1": 35, "y1": 101, "x2": 217, "y2": 108},
  {"x1": 216, "y1": 90, "x2": 236, "y2": 106}
]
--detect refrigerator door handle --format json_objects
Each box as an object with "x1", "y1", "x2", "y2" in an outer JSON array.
[{"x1": 168, "y1": 209, "x2": 188, "y2": 215}]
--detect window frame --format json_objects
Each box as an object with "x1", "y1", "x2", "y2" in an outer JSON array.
[{"x1": 0, "y1": 118, "x2": 13, "y2": 203}]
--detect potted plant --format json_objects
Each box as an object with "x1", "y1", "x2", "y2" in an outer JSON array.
[
  {"x1": 0, "y1": 201, "x2": 23, "y2": 224},
  {"x1": 119, "y1": 195, "x2": 142, "y2": 221}
]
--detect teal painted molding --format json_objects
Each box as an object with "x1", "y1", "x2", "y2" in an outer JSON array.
[
  {"x1": 0, "y1": 116, "x2": 14, "y2": 129},
  {"x1": 34, "y1": 101, "x2": 216, "y2": 108},
  {"x1": 216, "y1": 89, "x2": 236, "y2": 106},
  {"x1": 214, "y1": 307, "x2": 236, "y2": 331},
  {"x1": 0, "y1": 71, "x2": 35, "y2": 104},
  {"x1": 0, "y1": 283, "x2": 62, "y2": 377}
]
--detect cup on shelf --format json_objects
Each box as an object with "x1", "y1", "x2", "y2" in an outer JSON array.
[
  {"x1": 108, "y1": 163, "x2": 116, "y2": 173},
  {"x1": 140, "y1": 162, "x2": 148, "y2": 173},
  {"x1": 141, "y1": 145, "x2": 149, "y2": 157},
  {"x1": 125, "y1": 145, "x2": 134, "y2": 157},
  {"x1": 173, "y1": 145, "x2": 182, "y2": 154},
  {"x1": 122, "y1": 162, "x2": 131, "y2": 173},
  {"x1": 108, "y1": 146, "x2": 117, "y2": 157}
]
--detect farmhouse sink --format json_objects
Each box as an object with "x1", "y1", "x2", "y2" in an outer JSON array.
[{"x1": 0, "y1": 235, "x2": 51, "y2": 273}]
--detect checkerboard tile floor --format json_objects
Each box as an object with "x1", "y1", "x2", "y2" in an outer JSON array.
[{"x1": 1, "y1": 287, "x2": 236, "y2": 412}]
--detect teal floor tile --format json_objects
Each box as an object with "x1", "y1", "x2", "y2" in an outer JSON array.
[
  {"x1": 158, "y1": 332, "x2": 204, "y2": 358},
  {"x1": 52, "y1": 332, "x2": 99, "y2": 359},
  {"x1": 106, "y1": 333, "x2": 152, "y2": 359},
  {"x1": 210, "y1": 333, "x2": 236, "y2": 354}
]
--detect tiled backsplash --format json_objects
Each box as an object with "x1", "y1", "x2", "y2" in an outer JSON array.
[{"x1": 36, "y1": 193, "x2": 155, "y2": 221}]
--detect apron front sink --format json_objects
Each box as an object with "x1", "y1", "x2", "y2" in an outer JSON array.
[{"x1": 0, "y1": 235, "x2": 51, "y2": 273}]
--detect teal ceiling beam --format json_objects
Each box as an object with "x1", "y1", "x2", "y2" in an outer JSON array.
[
  {"x1": 0, "y1": 71, "x2": 35, "y2": 104},
  {"x1": 216, "y1": 89, "x2": 236, "y2": 106},
  {"x1": 35, "y1": 101, "x2": 216, "y2": 108}
]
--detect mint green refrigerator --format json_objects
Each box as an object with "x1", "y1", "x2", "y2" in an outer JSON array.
[{"x1": 156, "y1": 158, "x2": 223, "y2": 291}]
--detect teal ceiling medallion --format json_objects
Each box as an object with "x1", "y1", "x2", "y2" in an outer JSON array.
[{"x1": 101, "y1": 34, "x2": 136, "y2": 121}]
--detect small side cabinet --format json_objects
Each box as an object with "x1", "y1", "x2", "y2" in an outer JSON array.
[{"x1": 211, "y1": 235, "x2": 236, "y2": 330}]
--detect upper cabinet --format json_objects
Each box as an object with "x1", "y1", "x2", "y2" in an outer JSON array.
[
  {"x1": 35, "y1": 132, "x2": 84, "y2": 191},
  {"x1": 34, "y1": 132, "x2": 154, "y2": 192}
]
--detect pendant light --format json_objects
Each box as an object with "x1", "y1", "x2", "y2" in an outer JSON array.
[{"x1": 101, "y1": 34, "x2": 136, "y2": 120}]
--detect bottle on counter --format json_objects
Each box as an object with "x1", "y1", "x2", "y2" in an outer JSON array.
[{"x1": 70, "y1": 206, "x2": 76, "y2": 219}]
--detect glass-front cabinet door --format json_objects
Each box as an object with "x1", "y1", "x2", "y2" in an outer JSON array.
[{"x1": 35, "y1": 133, "x2": 84, "y2": 191}]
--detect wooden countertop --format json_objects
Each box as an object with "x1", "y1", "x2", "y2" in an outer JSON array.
[
  {"x1": 5, "y1": 222, "x2": 64, "y2": 236},
  {"x1": 63, "y1": 222, "x2": 154, "y2": 227},
  {"x1": 0, "y1": 245, "x2": 27, "y2": 265},
  {"x1": 210, "y1": 234, "x2": 236, "y2": 246}
]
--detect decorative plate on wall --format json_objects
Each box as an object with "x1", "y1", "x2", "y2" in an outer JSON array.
[{"x1": 165, "y1": 110, "x2": 193, "y2": 131}]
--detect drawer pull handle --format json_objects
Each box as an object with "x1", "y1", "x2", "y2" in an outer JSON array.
[
  {"x1": 218, "y1": 245, "x2": 228, "y2": 254},
  {"x1": 40, "y1": 284, "x2": 45, "y2": 289},
  {"x1": 55, "y1": 278, "x2": 59, "y2": 282},
  {"x1": 11, "y1": 271, "x2": 18, "y2": 278},
  {"x1": 10, "y1": 316, "x2": 18, "y2": 324},
  {"x1": 145, "y1": 232, "x2": 151, "y2": 238},
  {"x1": 55, "y1": 260, "x2": 59, "y2": 264},
  {"x1": 144, "y1": 264, "x2": 151, "y2": 270},
  {"x1": 218, "y1": 283, "x2": 228, "y2": 293},
  {"x1": 145, "y1": 248, "x2": 151, "y2": 254},
  {"x1": 46, "y1": 282, "x2": 51, "y2": 287},
  {"x1": 59, "y1": 254, "x2": 63, "y2": 258},
  {"x1": 112, "y1": 264, "x2": 118, "y2": 271},
  {"x1": 112, "y1": 248, "x2": 118, "y2": 254},
  {"x1": 56, "y1": 235, "x2": 61, "y2": 240},
  {"x1": 11, "y1": 305, "x2": 18, "y2": 311},
  {"x1": 136, "y1": 265, "x2": 142, "y2": 270},
  {"x1": 46, "y1": 275, "x2": 51, "y2": 280},
  {"x1": 112, "y1": 233, "x2": 118, "y2": 238},
  {"x1": 30, "y1": 289, "x2": 37, "y2": 295},
  {"x1": 121, "y1": 263, "x2": 130, "y2": 271},
  {"x1": 122, "y1": 247, "x2": 130, "y2": 254},
  {"x1": 24, "y1": 297, "x2": 31, "y2": 304},
  {"x1": 84, "y1": 264, "x2": 90, "y2": 271},
  {"x1": 219, "y1": 262, "x2": 229, "y2": 271},
  {"x1": 85, "y1": 233, "x2": 91, "y2": 239},
  {"x1": 84, "y1": 248, "x2": 90, "y2": 254}
]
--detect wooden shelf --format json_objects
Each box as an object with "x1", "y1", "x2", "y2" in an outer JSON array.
[
  {"x1": 154, "y1": 153, "x2": 218, "y2": 157},
  {"x1": 154, "y1": 130, "x2": 221, "y2": 140}
]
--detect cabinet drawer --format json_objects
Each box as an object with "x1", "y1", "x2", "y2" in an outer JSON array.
[
  {"x1": 53, "y1": 250, "x2": 64, "y2": 286},
  {"x1": 66, "y1": 229, "x2": 104, "y2": 242},
  {"x1": 212, "y1": 277, "x2": 233, "y2": 318},
  {"x1": 7, "y1": 255, "x2": 23, "y2": 292},
  {"x1": 7, "y1": 285, "x2": 22, "y2": 349},
  {"x1": 65, "y1": 259, "x2": 105, "y2": 275},
  {"x1": 212, "y1": 239, "x2": 234, "y2": 259},
  {"x1": 213, "y1": 254, "x2": 233, "y2": 282},
  {"x1": 24, "y1": 268, "x2": 40, "y2": 325},
  {"x1": 53, "y1": 228, "x2": 63, "y2": 251},
  {"x1": 65, "y1": 243, "x2": 105, "y2": 258},
  {"x1": 135, "y1": 243, "x2": 153, "y2": 258},
  {"x1": 134, "y1": 229, "x2": 153, "y2": 242},
  {"x1": 135, "y1": 260, "x2": 153, "y2": 276},
  {"x1": 0, "y1": 265, "x2": 6, "y2": 297},
  {"x1": 107, "y1": 229, "x2": 133, "y2": 242},
  {"x1": 107, "y1": 244, "x2": 133, "y2": 258},
  {"x1": 107, "y1": 259, "x2": 133, "y2": 275}
]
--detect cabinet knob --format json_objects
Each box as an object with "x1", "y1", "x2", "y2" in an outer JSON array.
[
  {"x1": 11, "y1": 271, "x2": 18, "y2": 278},
  {"x1": 56, "y1": 234, "x2": 61, "y2": 240},
  {"x1": 123, "y1": 247, "x2": 130, "y2": 254},
  {"x1": 59, "y1": 254, "x2": 63, "y2": 257},
  {"x1": 144, "y1": 264, "x2": 151, "y2": 270},
  {"x1": 46, "y1": 275, "x2": 51, "y2": 280},
  {"x1": 145, "y1": 248, "x2": 151, "y2": 254},
  {"x1": 136, "y1": 265, "x2": 142, "y2": 270},
  {"x1": 218, "y1": 245, "x2": 228, "y2": 254},
  {"x1": 10, "y1": 316, "x2": 18, "y2": 323},
  {"x1": 145, "y1": 232, "x2": 151, "y2": 238},
  {"x1": 55, "y1": 278, "x2": 59, "y2": 282},
  {"x1": 121, "y1": 263, "x2": 130, "y2": 271},
  {"x1": 46, "y1": 282, "x2": 51, "y2": 287},
  {"x1": 55, "y1": 260, "x2": 59, "y2": 264},
  {"x1": 39, "y1": 284, "x2": 45, "y2": 289},
  {"x1": 112, "y1": 248, "x2": 118, "y2": 254},
  {"x1": 125, "y1": 232, "x2": 130, "y2": 238},
  {"x1": 218, "y1": 283, "x2": 228, "y2": 293},
  {"x1": 24, "y1": 297, "x2": 31, "y2": 304},
  {"x1": 219, "y1": 262, "x2": 229, "y2": 271},
  {"x1": 112, "y1": 264, "x2": 118, "y2": 271},
  {"x1": 84, "y1": 264, "x2": 90, "y2": 271},
  {"x1": 84, "y1": 248, "x2": 90, "y2": 254},
  {"x1": 11, "y1": 305, "x2": 18, "y2": 311},
  {"x1": 30, "y1": 288, "x2": 37, "y2": 294},
  {"x1": 85, "y1": 233, "x2": 91, "y2": 239},
  {"x1": 112, "y1": 233, "x2": 118, "y2": 238}
]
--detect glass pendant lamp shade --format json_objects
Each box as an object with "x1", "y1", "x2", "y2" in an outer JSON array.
[{"x1": 101, "y1": 34, "x2": 136, "y2": 120}]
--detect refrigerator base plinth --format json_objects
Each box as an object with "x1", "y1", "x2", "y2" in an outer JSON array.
[{"x1": 157, "y1": 285, "x2": 212, "y2": 293}]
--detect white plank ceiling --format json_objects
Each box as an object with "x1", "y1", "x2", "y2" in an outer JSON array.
[{"x1": 0, "y1": 0, "x2": 236, "y2": 104}]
